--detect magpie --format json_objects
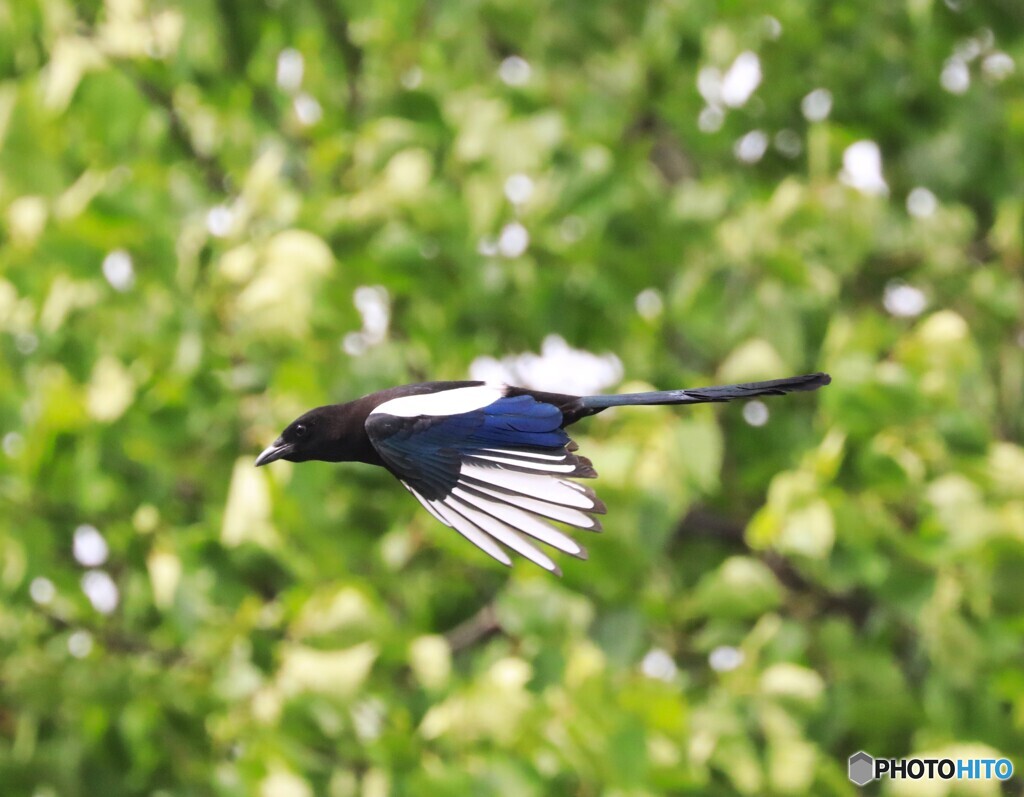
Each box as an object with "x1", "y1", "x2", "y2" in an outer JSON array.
[{"x1": 255, "y1": 372, "x2": 830, "y2": 575}]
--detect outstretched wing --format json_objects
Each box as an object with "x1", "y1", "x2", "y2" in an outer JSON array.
[{"x1": 364, "y1": 385, "x2": 605, "y2": 574}]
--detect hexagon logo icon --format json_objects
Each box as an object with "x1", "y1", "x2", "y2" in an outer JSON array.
[{"x1": 848, "y1": 751, "x2": 875, "y2": 786}]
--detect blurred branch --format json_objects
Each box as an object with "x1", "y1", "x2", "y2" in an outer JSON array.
[
  {"x1": 212, "y1": 0, "x2": 282, "y2": 128},
  {"x1": 63, "y1": 5, "x2": 229, "y2": 193},
  {"x1": 444, "y1": 603, "x2": 501, "y2": 652},
  {"x1": 40, "y1": 609, "x2": 190, "y2": 667},
  {"x1": 764, "y1": 552, "x2": 874, "y2": 626},
  {"x1": 626, "y1": 113, "x2": 698, "y2": 185},
  {"x1": 677, "y1": 505, "x2": 873, "y2": 626},
  {"x1": 122, "y1": 67, "x2": 229, "y2": 194},
  {"x1": 310, "y1": 0, "x2": 364, "y2": 114},
  {"x1": 214, "y1": 0, "x2": 256, "y2": 75},
  {"x1": 677, "y1": 505, "x2": 746, "y2": 543}
]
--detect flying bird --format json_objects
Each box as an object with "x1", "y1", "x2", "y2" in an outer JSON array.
[{"x1": 256, "y1": 373, "x2": 830, "y2": 574}]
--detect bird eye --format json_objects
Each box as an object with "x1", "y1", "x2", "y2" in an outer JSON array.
[{"x1": 294, "y1": 423, "x2": 308, "y2": 438}]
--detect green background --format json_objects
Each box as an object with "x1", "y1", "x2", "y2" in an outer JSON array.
[{"x1": 2, "y1": 0, "x2": 1024, "y2": 795}]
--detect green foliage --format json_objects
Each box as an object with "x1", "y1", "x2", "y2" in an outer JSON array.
[{"x1": 2, "y1": 0, "x2": 1024, "y2": 794}]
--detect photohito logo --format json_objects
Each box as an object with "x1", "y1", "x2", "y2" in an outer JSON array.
[{"x1": 848, "y1": 751, "x2": 1013, "y2": 786}]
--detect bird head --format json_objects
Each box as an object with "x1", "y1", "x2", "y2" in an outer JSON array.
[{"x1": 255, "y1": 407, "x2": 335, "y2": 466}]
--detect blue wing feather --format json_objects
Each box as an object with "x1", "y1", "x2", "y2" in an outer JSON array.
[
  {"x1": 366, "y1": 395, "x2": 569, "y2": 498},
  {"x1": 480, "y1": 396, "x2": 566, "y2": 441},
  {"x1": 365, "y1": 390, "x2": 605, "y2": 572}
]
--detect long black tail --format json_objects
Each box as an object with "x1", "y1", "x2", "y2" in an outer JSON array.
[{"x1": 580, "y1": 372, "x2": 831, "y2": 411}]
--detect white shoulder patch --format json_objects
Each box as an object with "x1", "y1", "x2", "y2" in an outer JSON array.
[{"x1": 369, "y1": 384, "x2": 506, "y2": 418}]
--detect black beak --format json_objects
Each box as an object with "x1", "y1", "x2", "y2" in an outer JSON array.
[{"x1": 255, "y1": 437, "x2": 293, "y2": 467}]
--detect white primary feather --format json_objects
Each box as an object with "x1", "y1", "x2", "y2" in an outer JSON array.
[
  {"x1": 405, "y1": 485, "x2": 452, "y2": 527},
  {"x1": 452, "y1": 488, "x2": 583, "y2": 555},
  {"x1": 460, "y1": 464, "x2": 595, "y2": 509},
  {"x1": 444, "y1": 496, "x2": 559, "y2": 573},
  {"x1": 464, "y1": 482, "x2": 597, "y2": 528},
  {"x1": 427, "y1": 496, "x2": 513, "y2": 567}
]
